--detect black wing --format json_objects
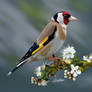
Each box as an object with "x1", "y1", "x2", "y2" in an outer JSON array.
[
  {"x1": 18, "y1": 42, "x2": 39, "y2": 64},
  {"x1": 7, "y1": 42, "x2": 39, "y2": 76}
]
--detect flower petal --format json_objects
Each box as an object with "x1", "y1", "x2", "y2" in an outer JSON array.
[
  {"x1": 62, "y1": 46, "x2": 76, "y2": 59},
  {"x1": 41, "y1": 80, "x2": 48, "y2": 86},
  {"x1": 71, "y1": 70, "x2": 74, "y2": 74},
  {"x1": 75, "y1": 66, "x2": 79, "y2": 70},
  {"x1": 35, "y1": 66, "x2": 42, "y2": 76},
  {"x1": 76, "y1": 70, "x2": 81, "y2": 75},
  {"x1": 73, "y1": 72, "x2": 78, "y2": 77},
  {"x1": 71, "y1": 64, "x2": 75, "y2": 70}
]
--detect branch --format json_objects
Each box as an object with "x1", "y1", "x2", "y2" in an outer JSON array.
[{"x1": 31, "y1": 46, "x2": 92, "y2": 86}]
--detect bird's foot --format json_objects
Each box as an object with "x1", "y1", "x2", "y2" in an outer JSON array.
[{"x1": 48, "y1": 57, "x2": 61, "y2": 62}]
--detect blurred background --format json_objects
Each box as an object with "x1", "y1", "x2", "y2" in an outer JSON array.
[{"x1": 0, "y1": 0, "x2": 92, "y2": 92}]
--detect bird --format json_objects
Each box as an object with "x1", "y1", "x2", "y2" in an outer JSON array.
[{"x1": 8, "y1": 11, "x2": 77, "y2": 76}]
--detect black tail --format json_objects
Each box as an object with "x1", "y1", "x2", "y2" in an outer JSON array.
[{"x1": 7, "y1": 60, "x2": 27, "y2": 76}]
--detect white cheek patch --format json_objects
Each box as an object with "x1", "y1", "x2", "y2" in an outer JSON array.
[{"x1": 57, "y1": 13, "x2": 63, "y2": 24}]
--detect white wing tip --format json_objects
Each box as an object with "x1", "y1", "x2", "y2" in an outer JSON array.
[{"x1": 7, "y1": 72, "x2": 12, "y2": 76}]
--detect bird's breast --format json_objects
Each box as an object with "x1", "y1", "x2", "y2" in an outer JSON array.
[{"x1": 48, "y1": 34, "x2": 65, "y2": 55}]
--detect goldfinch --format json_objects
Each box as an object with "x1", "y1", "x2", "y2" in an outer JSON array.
[{"x1": 8, "y1": 11, "x2": 77, "y2": 76}]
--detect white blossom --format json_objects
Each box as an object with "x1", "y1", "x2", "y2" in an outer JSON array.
[
  {"x1": 41, "y1": 80, "x2": 48, "y2": 86},
  {"x1": 62, "y1": 46, "x2": 76, "y2": 60},
  {"x1": 35, "y1": 66, "x2": 41, "y2": 77},
  {"x1": 64, "y1": 70, "x2": 68, "y2": 73},
  {"x1": 64, "y1": 70, "x2": 68, "y2": 78},
  {"x1": 89, "y1": 55, "x2": 92, "y2": 60},
  {"x1": 83, "y1": 55, "x2": 92, "y2": 63},
  {"x1": 64, "y1": 75, "x2": 68, "y2": 78},
  {"x1": 72, "y1": 77, "x2": 76, "y2": 81},
  {"x1": 31, "y1": 77, "x2": 34, "y2": 84},
  {"x1": 70, "y1": 64, "x2": 81, "y2": 78}
]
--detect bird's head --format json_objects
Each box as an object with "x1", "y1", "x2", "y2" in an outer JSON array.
[{"x1": 52, "y1": 11, "x2": 77, "y2": 26}]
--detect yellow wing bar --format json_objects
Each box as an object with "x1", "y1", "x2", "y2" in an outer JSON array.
[
  {"x1": 32, "y1": 45, "x2": 43, "y2": 55},
  {"x1": 32, "y1": 36, "x2": 48, "y2": 55}
]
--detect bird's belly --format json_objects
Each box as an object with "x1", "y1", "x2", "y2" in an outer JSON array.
[{"x1": 48, "y1": 37, "x2": 64, "y2": 55}]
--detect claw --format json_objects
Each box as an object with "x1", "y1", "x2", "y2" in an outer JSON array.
[
  {"x1": 48, "y1": 57, "x2": 55, "y2": 62},
  {"x1": 48, "y1": 57, "x2": 61, "y2": 62}
]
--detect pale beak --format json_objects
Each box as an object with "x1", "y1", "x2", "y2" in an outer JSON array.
[{"x1": 69, "y1": 16, "x2": 78, "y2": 21}]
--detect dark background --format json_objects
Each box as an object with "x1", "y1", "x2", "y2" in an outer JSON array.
[{"x1": 0, "y1": 0, "x2": 92, "y2": 92}]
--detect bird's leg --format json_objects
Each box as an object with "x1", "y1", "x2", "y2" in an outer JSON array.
[
  {"x1": 52, "y1": 54, "x2": 61, "y2": 61},
  {"x1": 52, "y1": 54, "x2": 57, "y2": 64},
  {"x1": 48, "y1": 57, "x2": 55, "y2": 62},
  {"x1": 54, "y1": 57, "x2": 61, "y2": 61},
  {"x1": 48, "y1": 54, "x2": 61, "y2": 68},
  {"x1": 48, "y1": 54, "x2": 56, "y2": 62},
  {"x1": 48, "y1": 54, "x2": 61, "y2": 62}
]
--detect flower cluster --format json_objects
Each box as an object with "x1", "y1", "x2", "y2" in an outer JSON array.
[
  {"x1": 83, "y1": 54, "x2": 92, "y2": 63},
  {"x1": 31, "y1": 45, "x2": 92, "y2": 86},
  {"x1": 70, "y1": 64, "x2": 81, "y2": 77},
  {"x1": 64, "y1": 64, "x2": 81, "y2": 81},
  {"x1": 31, "y1": 77, "x2": 48, "y2": 86},
  {"x1": 31, "y1": 65, "x2": 49, "y2": 86}
]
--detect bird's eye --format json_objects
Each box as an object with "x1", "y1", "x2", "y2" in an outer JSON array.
[{"x1": 63, "y1": 14, "x2": 70, "y2": 19}]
